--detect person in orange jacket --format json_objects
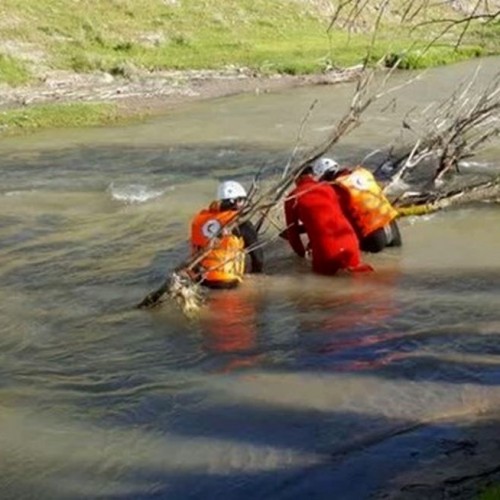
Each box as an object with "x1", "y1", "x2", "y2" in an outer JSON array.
[
  {"x1": 191, "y1": 180, "x2": 264, "y2": 289},
  {"x1": 284, "y1": 166, "x2": 372, "y2": 275},
  {"x1": 312, "y1": 158, "x2": 402, "y2": 253}
]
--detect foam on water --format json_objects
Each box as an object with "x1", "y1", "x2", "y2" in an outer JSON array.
[
  {"x1": 108, "y1": 183, "x2": 174, "y2": 204},
  {"x1": 4, "y1": 190, "x2": 33, "y2": 197}
]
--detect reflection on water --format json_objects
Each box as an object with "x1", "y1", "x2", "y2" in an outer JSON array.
[{"x1": 1, "y1": 58, "x2": 500, "y2": 499}]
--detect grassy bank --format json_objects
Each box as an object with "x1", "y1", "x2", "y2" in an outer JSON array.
[
  {"x1": 0, "y1": 103, "x2": 123, "y2": 136},
  {"x1": 0, "y1": 0, "x2": 499, "y2": 136},
  {"x1": 0, "y1": 54, "x2": 32, "y2": 86},
  {"x1": 2, "y1": 0, "x2": 499, "y2": 83},
  {"x1": 481, "y1": 485, "x2": 500, "y2": 500}
]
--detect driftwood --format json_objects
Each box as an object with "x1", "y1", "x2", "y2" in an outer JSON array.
[
  {"x1": 137, "y1": 68, "x2": 499, "y2": 314},
  {"x1": 374, "y1": 68, "x2": 500, "y2": 197},
  {"x1": 394, "y1": 175, "x2": 500, "y2": 216}
]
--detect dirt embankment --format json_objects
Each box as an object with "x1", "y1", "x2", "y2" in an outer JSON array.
[{"x1": 0, "y1": 65, "x2": 363, "y2": 117}]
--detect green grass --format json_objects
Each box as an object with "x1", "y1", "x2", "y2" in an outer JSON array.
[
  {"x1": 0, "y1": 103, "x2": 122, "y2": 136},
  {"x1": 1, "y1": 0, "x2": 498, "y2": 78},
  {"x1": 381, "y1": 44, "x2": 484, "y2": 69},
  {"x1": 480, "y1": 485, "x2": 500, "y2": 500},
  {"x1": 0, "y1": 54, "x2": 32, "y2": 86},
  {"x1": 51, "y1": 5, "x2": 338, "y2": 75}
]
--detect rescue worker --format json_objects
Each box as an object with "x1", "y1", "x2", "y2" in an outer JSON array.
[
  {"x1": 284, "y1": 166, "x2": 372, "y2": 275},
  {"x1": 312, "y1": 158, "x2": 402, "y2": 253},
  {"x1": 191, "y1": 180, "x2": 263, "y2": 289}
]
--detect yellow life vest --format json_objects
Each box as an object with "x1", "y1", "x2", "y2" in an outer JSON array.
[
  {"x1": 334, "y1": 167, "x2": 399, "y2": 237},
  {"x1": 190, "y1": 204, "x2": 245, "y2": 285}
]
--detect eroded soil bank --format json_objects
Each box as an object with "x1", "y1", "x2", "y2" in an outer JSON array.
[{"x1": 0, "y1": 65, "x2": 362, "y2": 117}]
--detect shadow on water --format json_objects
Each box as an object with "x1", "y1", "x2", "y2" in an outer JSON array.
[
  {"x1": 278, "y1": 269, "x2": 500, "y2": 385},
  {"x1": 2, "y1": 271, "x2": 500, "y2": 495},
  {"x1": 3, "y1": 394, "x2": 500, "y2": 499},
  {"x1": 5, "y1": 269, "x2": 498, "y2": 498}
]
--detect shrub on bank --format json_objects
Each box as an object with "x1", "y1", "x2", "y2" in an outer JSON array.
[{"x1": 383, "y1": 45, "x2": 484, "y2": 69}]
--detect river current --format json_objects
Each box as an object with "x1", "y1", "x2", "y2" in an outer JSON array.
[{"x1": 1, "y1": 58, "x2": 499, "y2": 499}]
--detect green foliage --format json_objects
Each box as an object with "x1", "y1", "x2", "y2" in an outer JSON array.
[
  {"x1": 479, "y1": 485, "x2": 500, "y2": 500},
  {"x1": 0, "y1": 103, "x2": 121, "y2": 136},
  {"x1": 0, "y1": 54, "x2": 32, "y2": 86},
  {"x1": 383, "y1": 45, "x2": 484, "y2": 70},
  {"x1": 385, "y1": 45, "x2": 485, "y2": 69}
]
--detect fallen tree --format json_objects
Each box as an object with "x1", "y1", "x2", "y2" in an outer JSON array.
[
  {"x1": 136, "y1": 63, "x2": 403, "y2": 312},
  {"x1": 372, "y1": 68, "x2": 500, "y2": 206},
  {"x1": 136, "y1": 3, "x2": 500, "y2": 315},
  {"x1": 136, "y1": 61, "x2": 499, "y2": 315},
  {"x1": 395, "y1": 175, "x2": 500, "y2": 216}
]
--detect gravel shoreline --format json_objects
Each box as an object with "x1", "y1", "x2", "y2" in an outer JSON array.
[{"x1": 0, "y1": 66, "x2": 363, "y2": 117}]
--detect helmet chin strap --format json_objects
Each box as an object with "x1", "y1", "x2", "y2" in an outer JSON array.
[{"x1": 220, "y1": 199, "x2": 237, "y2": 211}]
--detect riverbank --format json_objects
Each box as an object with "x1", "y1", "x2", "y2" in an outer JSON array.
[
  {"x1": 0, "y1": 65, "x2": 363, "y2": 136},
  {"x1": 1, "y1": 0, "x2": 499, "y2": 136}
]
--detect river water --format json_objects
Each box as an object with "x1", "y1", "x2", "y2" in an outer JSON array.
[{"x1": 1, "y1": 58, "x2": 499, "y2": 499}]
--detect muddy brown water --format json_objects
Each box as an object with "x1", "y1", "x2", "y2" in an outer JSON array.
[{"x1": 1, "y1": 58, "x2": 499, "y2": 499}]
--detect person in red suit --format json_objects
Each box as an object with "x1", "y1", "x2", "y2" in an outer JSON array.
[{"x1": 284, "y1": 166, "x2": 372, "y2": 275}]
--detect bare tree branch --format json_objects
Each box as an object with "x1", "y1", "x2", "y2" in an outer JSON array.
[
  {"x1": 137, "y1": 1, "x2": 500, "y2": 315},
  {"x1": 137, "y1": 60, "x2": 414, "y2": 312},
  {"x1": 381, "y1": 69, "x2": 500, "y2": 194}
]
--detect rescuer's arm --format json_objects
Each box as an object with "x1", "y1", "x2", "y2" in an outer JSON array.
[
  {"x1": 284, "y1": 196, "x2": 306, "y2": 258},
  {"x1": 332, "y1": 183, "x2": 362, "y2": 240},
  {"x1": 238, "y1": 220, "x2": 264, "y2": 273}
]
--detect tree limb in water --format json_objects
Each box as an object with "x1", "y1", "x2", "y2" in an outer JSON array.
[
  {"x1": 395, "y1": 175, "x2": 500, "y2": 216},
  {"x1": 137, "y1": 4, "x2": 500, "y2": 315},
  {"x1": 137, "y1": 62, "x2": 408, "y2": 312},
  {"x1": 380, "y1": 68, "x2": 500, "y2": 194},
  {"x1": 137, "y1": 65, "x2": 499, "y2": 314}
]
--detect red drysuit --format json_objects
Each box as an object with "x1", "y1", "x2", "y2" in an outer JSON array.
[{"x1": 284, "y1": 175, "x2": 367, "y2": 275}]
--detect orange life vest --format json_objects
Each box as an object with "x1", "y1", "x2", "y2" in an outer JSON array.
[
  {"x1": 333, "y1": 167, "x2": 398, "y2": 237},
  {"x1": 190, "y1": 203, "x2": 245, "y2": 286}
]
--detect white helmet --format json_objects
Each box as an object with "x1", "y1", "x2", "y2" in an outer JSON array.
[
  {"x1": 312, "y1": 157, "x2": 340, "y2": 179},
  {"x1": 216, "y1": 180, "x2": 247, "y2": 201}
]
